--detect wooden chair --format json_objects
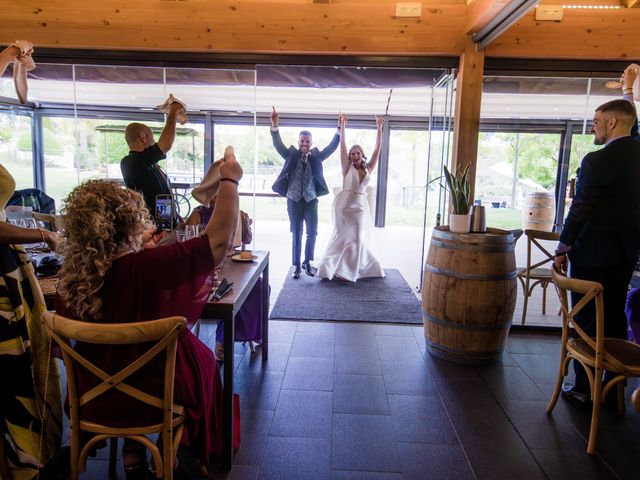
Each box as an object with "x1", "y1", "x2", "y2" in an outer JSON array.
[
  {"x1": 42, "y1": 311, "x2": 187, "y2": 479},
  {"x1": 633, "y1": 388, "x2": 640, "y2": 413},
  {"x1": 546, "y1": 266, "x2": 640, "y2": 454},
  {"x1": 516, "y1": 229, "x2": 560, "y2": 325}
]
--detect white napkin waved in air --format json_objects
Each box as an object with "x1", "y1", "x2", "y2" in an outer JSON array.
[
  {"x1": 156, "y1": 93, "x2": 188, "y2": 125},
  {"x1": 11, "y1": 40, "x2": 36, "y2": 71}
]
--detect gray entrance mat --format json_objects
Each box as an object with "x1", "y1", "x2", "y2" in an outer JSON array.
[{"x1": 270, "y1": 269, "x2": 422, "y2": 324}]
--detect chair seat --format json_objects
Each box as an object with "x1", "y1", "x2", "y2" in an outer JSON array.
[
  {"x1": 517, "y1": 266, "x2": 552, "y2": 280},
  {"x1": 569, "y1": 337, "x2": 640, "y2": 373}
]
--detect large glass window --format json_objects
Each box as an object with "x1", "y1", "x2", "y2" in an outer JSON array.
[
  {"x1": 0, "y1": 109, "x2": 34, "y2": 189},
  {"x1": 475, "y1": 132, "x2": 562, "y2": 230}
]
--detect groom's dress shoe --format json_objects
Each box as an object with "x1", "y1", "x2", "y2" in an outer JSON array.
[
  {"x1": 292, "y1": 266, "x2": 301, "y2": 279},
  {"x1": 561, "y1": 383, "x2": 590, "y2": 405},
  {"x1": 302, "y1": 262, "x2": 315, "y2": 277}
]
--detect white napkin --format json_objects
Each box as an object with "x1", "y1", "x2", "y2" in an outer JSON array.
[
  {"x1": 11, "y1": 40, "x2": 36, "y2": 71},
  {"x1": 626, "y1": 64, "x2": 640, "y2": 102},
  {"x1": 156, "y1": 93, "x2": 188, "y2": 125}
]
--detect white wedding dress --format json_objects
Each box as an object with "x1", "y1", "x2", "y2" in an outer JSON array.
[{"x1": 317, "y1": 165, "x2": 385, "y2": 282}]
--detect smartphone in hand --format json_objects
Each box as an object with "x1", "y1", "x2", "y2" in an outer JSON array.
[{"x1": 155, "y1": 194, "x2": 174, "y2": 231}]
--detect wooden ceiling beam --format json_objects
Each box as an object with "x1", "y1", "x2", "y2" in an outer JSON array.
[{"x1": 466, "y1": 0, "x2": 513, "y2": 33}]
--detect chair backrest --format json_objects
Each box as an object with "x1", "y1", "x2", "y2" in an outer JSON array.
[
  {"x1": 551, "y1": 265, "x2": 606, "y2": 361},
  {"x1": 523, "y1": 229, "x2": 560, "y2": 271},
  {"x1": 8, "y1": 188, "x2": 56, "y2": 214},
  {"x1": 41, "y1": 311, "x2": 187, "y2": 428}
]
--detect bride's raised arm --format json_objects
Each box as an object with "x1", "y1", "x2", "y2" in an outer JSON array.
[
  {"x1": 339, "y1": 113, "x2": 350, "y2": 176},
  {"x1": 368, "y1": 116, "x2": 384, "y2": 172}
]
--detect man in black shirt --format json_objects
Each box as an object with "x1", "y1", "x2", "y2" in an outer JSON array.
[{"x1": 120, "y1": 101, "x2": 185, "y2": 221}]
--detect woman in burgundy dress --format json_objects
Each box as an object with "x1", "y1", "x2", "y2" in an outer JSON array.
[{"x1": 56, "y1": 147, "x2": 243, "y2": 476}]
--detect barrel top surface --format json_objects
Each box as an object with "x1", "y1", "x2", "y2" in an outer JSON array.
[{"x1": 433, "y1": 226, "x2": 514, "y2": 243}]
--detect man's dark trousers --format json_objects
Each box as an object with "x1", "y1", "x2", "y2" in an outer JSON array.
[
  {"x1": 570, "y1": 261, "x2": 635, "y2": 392},
  {"x1": 287, "y1": 198, "x2": 318, "y2": 268}
]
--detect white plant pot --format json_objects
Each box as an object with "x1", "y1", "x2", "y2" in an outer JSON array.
[{"x1": 449, "y1": 213, "x2": 471, "y2": 233}]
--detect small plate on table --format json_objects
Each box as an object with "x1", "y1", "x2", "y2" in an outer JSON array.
[{"x1": 231, "y1": 253, "x2": 257, "y2": 262}]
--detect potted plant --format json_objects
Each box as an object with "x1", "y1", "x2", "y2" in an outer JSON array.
[{"x1": 443, "y1": 164, "x2": 471, "y2": 233}]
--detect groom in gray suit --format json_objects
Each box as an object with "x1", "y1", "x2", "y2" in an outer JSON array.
[{"x1": 270, "y1": 107, "x2": 341, "y2": 279}]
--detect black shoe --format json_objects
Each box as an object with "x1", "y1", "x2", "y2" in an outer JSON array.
[
  {"x1": 561, "y1": 382, "x2": 590, "y2": 405},
  {"x1": 292, "y1": 266, "x2": 301, "y2": 279},
  {"x1": 302, "y1": 262, "x2": 315, "y2": 277}
]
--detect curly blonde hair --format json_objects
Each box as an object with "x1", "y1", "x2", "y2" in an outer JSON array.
[{"x1": 58, "y1": 180, "x2": 152, "y2": 320}]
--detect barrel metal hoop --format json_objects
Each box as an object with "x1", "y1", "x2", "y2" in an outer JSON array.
[
  {"x1": 423, "y1": 312, "x2": 512, "y2": 332},
  {"x1": 424, "y1": 264, "x2": 517, "y2": 281},
  {"x1": 429, "y1": 238, "x2": 514, "y2": 253}
]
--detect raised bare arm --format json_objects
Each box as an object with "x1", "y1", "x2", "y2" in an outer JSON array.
[{"x1": 367, "y1": 116, "x2": 384, "y2": 173}]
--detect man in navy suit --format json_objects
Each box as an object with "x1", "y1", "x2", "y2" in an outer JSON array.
[
  {"x1": 271, "y1": 107, "x2": 341, "y2": 279},
  {"x1": 555, "y1": 99, "x2": 640, "y2": 403}
]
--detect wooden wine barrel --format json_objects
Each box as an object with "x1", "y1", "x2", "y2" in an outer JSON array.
[
  {"x1": 522, "y1": 191, "x2": 555, "y2": 231},
  {"x1": 422, "y1": 226, "x2": 517, "y2": 364}
]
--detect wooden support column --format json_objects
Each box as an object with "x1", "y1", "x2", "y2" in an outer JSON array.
[{"x1": 451, "y1": 34, "x2": 484, "y2": 203}]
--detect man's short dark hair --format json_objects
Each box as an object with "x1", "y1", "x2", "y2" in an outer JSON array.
[
  {"x1": 299, "y1": 130, "x2": 312, "y2": 138},
  {"x1": 596, "y1": 99, "x2": 637, "y2": 122}
]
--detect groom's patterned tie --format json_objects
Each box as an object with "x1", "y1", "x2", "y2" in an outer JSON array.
[{"x1": 289, "y1": 153, "x2": 311, "y2": 202}]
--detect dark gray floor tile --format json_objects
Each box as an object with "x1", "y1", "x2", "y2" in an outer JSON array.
[
  {"x1": 237, "y1": 342, "x2": 291, "y2": 372},
  {"x1": 410, "y1": 325, "x2": 423, "y2": 338},
  {"x1": 451, "y1": 414, "x2": 546, "y2": 480},
  {"x1": 270, "y1": 390, "x2": 332, "y2": 438},
  {"x1": 426, "y1": 354, "x2": 482, "y2": 383},
  {"x1": 511, "y1": 352, "x2": 560, "y2": 385},
  {"x1": 531, "y1": 449, "x2": 618, "y2": 480},
  {"x1": 234, "y1": 371, "x2": 283, "y2": 410},
  {"x1": 282, "y1": 356, "x2": 334, "y2": 391},
  {"x1": 397, "y1": 442, "x2": 474, "y2": 480},
  {"x1": 296, "y1": 321, "x2": 336, "y2": 335},
  {"x1": 333, "y1": 374, "x2": 389, "y2": 414},
  {"x1": 208, "y1": 465, "x2": 259, "y2": 479},
  {"x1": 388, "y1": 395, "x2": 458, "y2": 445},
  {"x1": 477, "y1": 364, "x2": 548, "y2": 402},
  {"x1": 335, "y1": 344, "x2": 382, "y2": 375},
  {"x1": 436, "y1": 379, "x2": 504, "y2": 419},
  {"x1": 290, "y1": 332, "x2": 335, "y2": 358},
  {"x1": 332, "y1": 414, "x2": 401, "y2": 473},
  {"x1": 335, "y1": 323, "x2": 378, "y2": 347},
  {"x1": 258, "y1": 436, "x2": 330, "y2": 480},
  {"x1": 506, "y1": 333, "x2": 560, "y2": 355},
  {"x1": 373, "y1": 324, "x2": 416, "y2": 337},
  {"x1": 376, "y1": 336, "x2": 422, "y2": 362},
  {"x1": 233, "y1": 409, "x2": 274, "y2": 467},
  {"x1": 266, "y1": 320, "x2": 297, "y2": 343},
  {"x1": 332, "y1": 471, "x2": 403, "y2": 480},
  {"x1": 500, "y1": 399, "x2": 592, "y2": 451},
  {"x1": 381, "y1": 360, "x2": 437, "y2": 396},
  {"x1": 82, "y1": 459, "x2": 114, "y2": 479}
]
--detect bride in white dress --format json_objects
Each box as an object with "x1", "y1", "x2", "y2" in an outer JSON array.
[{"x1": 317, "y1": 114, "x2": 385, "y2": 282}]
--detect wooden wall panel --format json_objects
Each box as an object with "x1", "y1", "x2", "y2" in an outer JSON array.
[
  {"x1": 487, "y1": 10, "x2": 640, "y2": 59},
  {"x1": 1, "y1": 1, "x2": 638, "y2": 59},
  {"x1": 0, "y1": 1, "x2": 466, "y2": 55}
]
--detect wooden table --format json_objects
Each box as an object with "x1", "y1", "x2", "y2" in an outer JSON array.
[{"x1": 201, "y1": 250, "x2": 270, "y2": 469}]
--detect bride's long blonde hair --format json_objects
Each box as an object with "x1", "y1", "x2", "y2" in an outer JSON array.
[{"x1": 58, "y1": 180, "x2": 151, "y2": 320}]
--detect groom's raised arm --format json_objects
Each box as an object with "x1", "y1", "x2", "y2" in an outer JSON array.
[
  {"x1": 270, "y1": 106, "x2": 289, "y2": 158},
  {"x1": 317, "y1": 114, "x2": 342, "y2": 161}
]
